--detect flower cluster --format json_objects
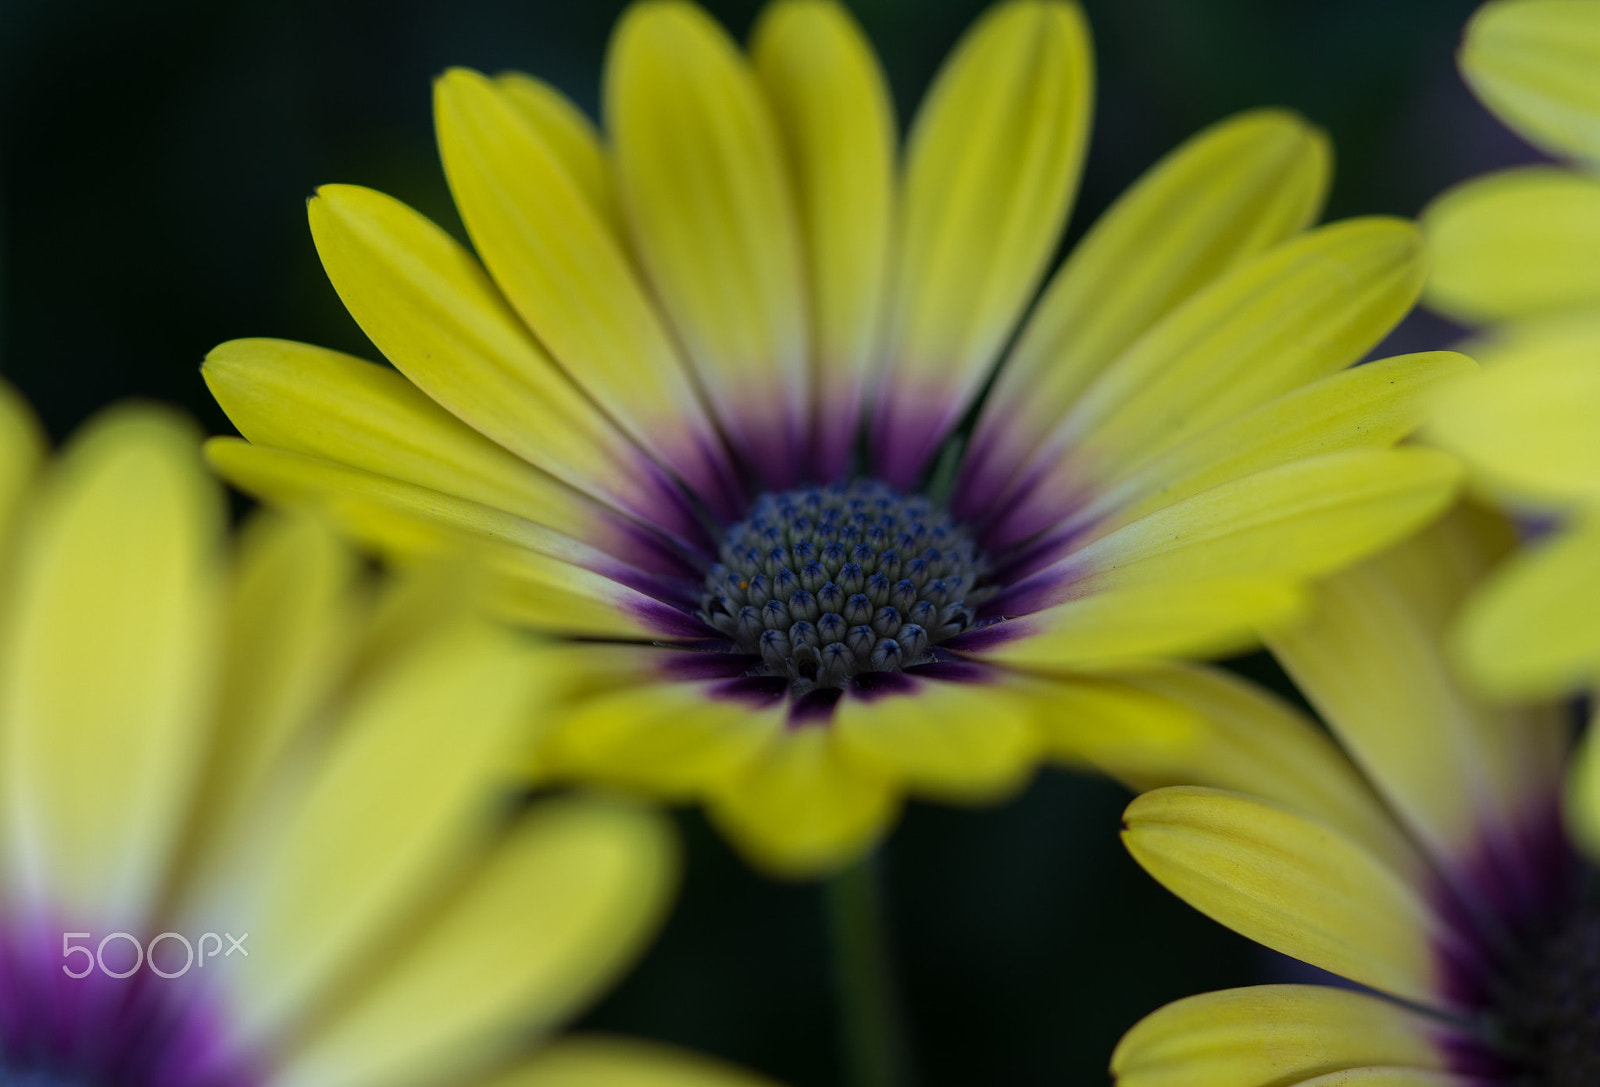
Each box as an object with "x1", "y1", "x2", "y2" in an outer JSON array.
[{"x1": 7, "y1": 0, "x2": 1600, "y2": 1083}]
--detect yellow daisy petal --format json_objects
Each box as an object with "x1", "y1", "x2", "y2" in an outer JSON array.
[
  {"x1": 1018, "y1": 448, "x2": 1460, "y2": 610},
  {"x1": 964, "y1": 108, "x2": 1328, "y2": 512},
  {"x1": 874, "y1": 0, "x2": 1092, "y2": 486},
  {"x1": 832, "y1": 673, "x2": 1042, "y2": 803},
  {"x1": 976, "y1": 578, "x2": 1303, "y2": 668},
  {"x1": 1061, "y1": 218, "x2": 1426, "y2": 484},
  {"x1": 435, "y1": 68, "x2": 737, "y2": 511},
  {"x1": 545, "y1": 679, "x2": 783, "y2": 800},
  {"x1": 1565, "y1": 705, "x2": 1600, "y2": 862},
  {"x1": 1083, "y1": 665, "x2": 1417, "y2": 875},
  {"x1": 203, "y1": 337, "x2": 613, "y2": 548},
  {"x1": 607, "y1": 0, "x2": 810, "y2": 486},
  {"x1": 1079, "y1": 351, "x2": 1476, "y2": 537},
  {"x1": 204, "y1": 439, "x2": 693, "y2": 641},
  {"x1": 751, "y1": 0, "x2": 895, "y2": 481},
  {"x1": 1270, "y1": 507, "x2": 1569, "y2": 869},
  {"x1": 1122, "y1": 786, "x2": 1448, "y2": 1006},
  {"x1": 0, "y1": 380, "x2": 45, "y2": 546},
  {"x1": 306, "y1": 182, "x2": 697, "y2": 535},
  {"x1": 486, "y1": 1035, "x2": 781, "y2": 1087},
  {"x1": 1423, "y1": 165, "x2": 1600, "y2": 323},
  {"x1": 227, "y1": 618, "x2": 543, "y2": 1046},
  {"x1": 181, "y1": 511, "x2": 364, "y2": 893},
  {"x1": 275, "y1": 798, "x2": 676, "y2": 1087},
  {"x1": 1427, "y1": 324, "x2": 1600, "y2": 508},
  {"x1": 1112, "y1": 984, "x2": 1451, "y2": 1087},
  {"x1": 709, "y1": 725, "x2": 898, "y2": 879},
  {"x1": 494, "y1": 70, "x2": 625, "y2": 237},
  {"x1": 0, "y1": 407, "x2": 221, "y2": 928},
  {"x1": 1453, "y1": 511, "x2": 1600, "y2": 698},
  {"x1": 1461, "y1": 0, "x2": 1600, "y2": 166}
]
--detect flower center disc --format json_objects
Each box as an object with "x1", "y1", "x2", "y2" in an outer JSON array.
[
  {"x1": 1503, "y1": 898, "x2": 1600, "y2": 1086},
  {"x1": 699, "y1": 480, "x2": 987, "y2": 694}
]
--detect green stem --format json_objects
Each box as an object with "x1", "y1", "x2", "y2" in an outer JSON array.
[{"x1": 824, "y1": 851, "x2": 908, "y2": 1087}]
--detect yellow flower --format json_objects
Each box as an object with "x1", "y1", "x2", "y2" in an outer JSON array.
[
  {"x1": 1109, "y1": 505, "x2": 1594, "y2": 1086},
  {"x1": 1422, "y1": 0, "x2": 1600, "y2": 697},
  {"x1": 0, "y1": 383, "x2": 771, "y2": 1086},
  {"x1": 204, "y1": 0, "x2": 1463, "y2": 877}
]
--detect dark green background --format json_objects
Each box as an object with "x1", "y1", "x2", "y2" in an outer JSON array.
[{"x1": 0, "y1": 1, "x2": 1543, "y2": 1083}]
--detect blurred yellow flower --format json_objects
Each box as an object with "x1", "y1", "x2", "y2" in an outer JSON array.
[
  {"x1": 0, "y1": 382, "x2": 773, "y2": 1087},
  {"x1": 1109, "y1": 506, "x2": 1595, "y2": 1086},
  {"x1": 1422, "y1": 0, "x2": 1600, "y2": 696},
  {"x1": 205, "y1": 0, "x2": 1461, "y2": 877}
]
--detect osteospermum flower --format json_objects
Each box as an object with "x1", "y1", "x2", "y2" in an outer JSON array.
[
  {"x1": 204, "y1": 0, "x2": 1465, "y2": 875},
  {"x1": 1109, "y1": 506, "x2": 1599, "y2": 1086},
  {"x1": 1421, "y1": 0, "x2": 1600, "y2": 696},
  {"x1": 0, "y1": 384, "x2": 771, "y2": 1086}
]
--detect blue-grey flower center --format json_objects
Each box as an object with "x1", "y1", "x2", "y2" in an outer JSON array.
[
  {"x1": 1501, "y1": 896, "x2": 1600, "y2": 1087},
  {"x1": 700, "y1": 480, "x2": 987, "y2": 693}
]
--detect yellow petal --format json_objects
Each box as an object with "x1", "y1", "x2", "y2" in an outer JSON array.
[
  {"x1": 1112, "y1": 984, "x2": 1450, "y2": 1087},
  {"x1": 0, "y1": 380, "x2": 45, "y2": 547},
  {"x1": 205, "y1": 438, "x2": 686, "y2": 641},
  {"x1": 979, "y1": 577, "x2": 1302, "y2": 665},
  {"x1": 306, "y1": 183, "x2": 694, "y2": 535},
  {"x1": 1122, "y1": 786, "x2": 1449, "y2": 1006},
  {"x1": 181, "y1": 511, "x2": 364, "y2": 894},
  {"x1": 1017, "y1": 673, "x2": 1203, "y2": 769},
  {"x1": 544, "y1": 678, "x2": 783, "y2": 800},
  {"x1": 494, "y1": 70, "x2": 624, "y2": 237},
  {"x1": 1079, "y1": 665, "x2": 1418, "y2": 875},
  {"x1": 1422, "y1": 165, "x2": 1600, "y2": 322},
  {"x1": 1075, "y1": 351, "x2": 1476, "y2": 538},
  {"x1": 1058, "y1": 218, "x2": 1426, "y2": 485},
  {"x1": 204, "y1": 337, "x2": 611, "y2": 546},
  {"x1": 709, "y1": 725, "x2": 898, "y2": 879},
  {"x1": 1565, "y1": 705, "x2": 1600, "y2": 861},
  {"x1": 1461, "y1": 0, "x2": 1600, "y2": 166},
  {"x1": 964, "y1": 108, "x2": 1328, "y2": 513},
  {"x1": 435, "y1": 69, "x2": 737, "y2": 510},
  {"x1": 1453, "y1": 511, "x2": 1600, "y2": 697},
  {"x1": 873, "y1": 0, "x2": 1092, "y2": 486},
  {"x1": 275, "y1": 798, "x2": 677, "y2": 1087},
  {"x1": 1427, "y1": 324, "x2": 1600, "y2": 508},
  {"x1": 751, "y1": 0, "x2": 895, "y2": 480},
  {"x1": 1024, "y1": 448, "x2": 1460, "y2": 607},
  {"x1": 226, "y1": 618, "x2": 545, "y2": 1046},
  {"x1": 485, "y1": 1035, "x2": 782, "y2": 1087},
  {"x1": 0, "y1": 407, "x2": 222, "y2": 927},
  {"x1": 832, "y1": 674, "x2": 1042, "y2": 803},
  {"x1": 1269, "y1": 506, "x2": 1569, "y2": 871},
  {"x1": 606, "y1": 0, "x2": 810, "y2": 486}
]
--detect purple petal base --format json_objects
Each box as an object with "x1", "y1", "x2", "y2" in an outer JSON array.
[
  {"x1": 0, "y1": 915, "x2": 258, "y2": 1087},
  {"x1": 869, "y1": 387, "x2": 963, "y2": 491}
]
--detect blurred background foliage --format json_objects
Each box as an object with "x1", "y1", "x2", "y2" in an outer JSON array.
[{"x1": 0, "y1": 0, "x2": 1547, "y2": 1083}]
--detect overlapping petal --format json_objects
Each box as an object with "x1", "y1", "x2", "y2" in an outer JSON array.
[
  {"x1": 0, "y1": 408, "x2": 221, "y2": 929},
  {"x1": 986, "y1": 218, "x2": 1428, "y2": 547},
  {"x1": 872, "y1": 0, "x2": 1092, "y2": 487},
  {"x1": 305, "y1": 183, "x2": 700, "y2": 539},
  {"x1": 434, "y1": 67, "x2": 740, "y2": 515},
  {"x1": 1122, "y1": 787, "x2": 1451, "y2": 1007},
  {"x1": 607, "y1": 0, "x2": 811, "y2": 487},
  {"x1": 1112, "y1": 985, "x2": 1455, "y2": 1087},
  {"x1": 960, "y1": 108, "x2": 1329, "y2": 518},
  {"x1": 1422, "y1": 166, "x2": 1600, "y2": 323},
  {"x1": 1461, "y1": 0, "x2": 1600, "y2": 165},
  {"x1": 751, "y1": 0, "x2": 895, "y2": 482},
  {"x1": 272, "y1": 799, "x2": 676, "y2": 1087},
  {"x1": 1452, "y1": 511, "x2": 1600, "y2": 697}
]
